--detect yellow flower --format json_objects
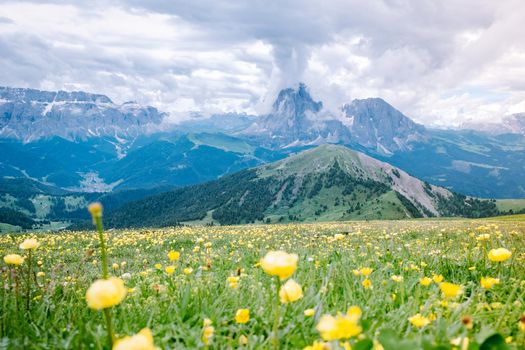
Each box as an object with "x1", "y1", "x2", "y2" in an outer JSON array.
[
  {"x1": 239, "y1": 334, "x2": 248, "y2": 345},
  {"x1": 19, "y1": 238, "x2": 40, "y2": 250},
  {"x1": 409, "y1": 314, "x2": 431, "y2": 328},
  {"x1": 316, "y1": 307, "x2": 362, "y2": 341},
  {"x1": 88, "y1": 202, "x2": 103, "y2": 218},
  {"x1": 440, "y1": 282, "x2": 463, "y2": 299},
  {"x1": 113, "y1": 328, "x2": 157, "y2": 350},
  {"x1": 154, "y1": 263, "x2": 162, "y2": 270},
  {"x1": 228, "y1": 276, "x2": 240, "y2": 289},
  {"x1": 279, "y1": 279, "x2": 303, "y2": 303},
  {"x1": 304, "y1": 308, "x2": 315, "y2": 317},
  {"x1": 391, "y1": 275, "x2": 403, "y2": 283},
  {"x1": 112, "y1": 263, "x2": 120, "y2": 270},
  {"x1": 4, "y1": 254, "x2": 24, "y2": 265},
  {"x1": 420, "y1": 277, "x2": 432, "y2": 286},
  {"x1": 235, "y1": 308, "x2": 250, "y2": 324},
  {"x1": 304, "y1": 341, "x2": 330, "y2": 350},
  {"x1": 86, "y1": 277, "x2": 127, "y2": 310},
  {"x1": 488, "y1": 248, "x2": 512, "y2": 262},
  {"x1": 167, "y1": 250, "x2": 180, "y2": 261},
  {"x1": 260, "y1": 251, "x2": 298, "y2": 280},
  {"x1": 480, "y1": 276, "x2": 500, "y2": 289},
  {"x1": 362, "y1": 278, "x2": 372, "y2": 289},
  {"x1": 202, "y1": 325, "x2": 214, "y2": 345},
  {"x1": 359, "y1": 267, "x2": 373, "y2": 276},
  {"x1": 183, "y1": 267, "x2": 193, "y2": 275},
  {"x1": 37, "y1": 271, "x2": 45, "y2": 277},
  {"x1": 165, "y1": 266, "x2": 176, "y2": 275},
  {"x1": 432, "y1": 274, "x2": 444, "y2": 283},
  {"x1": 450, "y1": 337, "x2": 469, "y2": 350}
]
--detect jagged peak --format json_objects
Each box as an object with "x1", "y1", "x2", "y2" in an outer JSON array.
[{"x1": 272, "y1": 83, "x2": 322, "y2": 114}]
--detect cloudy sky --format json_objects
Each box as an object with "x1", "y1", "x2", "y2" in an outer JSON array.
[{"x1": 0, "y1": 0, "x2": 524, "y2": 127}]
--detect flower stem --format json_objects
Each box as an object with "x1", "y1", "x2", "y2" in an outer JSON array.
[
  {"x1": 94, "y1": 216, "x2": 109, "y2": 279},
  {"x1": 26, "y1": 250, "x2": 32, "y2": 312},
  {"x1": 272, "y1": 277, "x2": 281, "y2": 350},
  {"x1": 103, "y1": 308, "x2": 115, "y2": 347}
]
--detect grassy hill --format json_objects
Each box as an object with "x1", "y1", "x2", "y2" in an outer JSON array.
[{"x1": 105, "y1": 145, "x2": 500, "y2": 228}]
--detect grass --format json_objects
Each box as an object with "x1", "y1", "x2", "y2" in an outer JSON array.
[
  {"x1": 496, "y1": 199, "x2": 525, "y2": 213},
  {"x1": 1, "y1": 218, "x2": 525, "y2": 349}
]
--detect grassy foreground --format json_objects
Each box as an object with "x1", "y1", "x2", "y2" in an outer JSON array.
[{"x1": 1, "y1": 218, "x2": 525, "y2": 349}]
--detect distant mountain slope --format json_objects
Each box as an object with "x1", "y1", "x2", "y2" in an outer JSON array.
[
  {"x1": 105, "y1": 145, "x2": 499, "y2": 228},
  {"x1": 0, "y1": 86, "x2": 164, "y2": 142}
]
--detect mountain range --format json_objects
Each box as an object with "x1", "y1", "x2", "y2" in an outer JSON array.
[{"x1": 1, "y1": 83, "x2": 525, "y2": 230}]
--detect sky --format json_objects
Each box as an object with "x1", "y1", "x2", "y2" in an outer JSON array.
[{"x1": 0, "y1": 0, "x2": 524, "y2": 127}]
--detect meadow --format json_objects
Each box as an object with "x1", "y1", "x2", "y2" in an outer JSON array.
[{"x1": 1, "y1": 213, "x2": 525, "y2": 349}]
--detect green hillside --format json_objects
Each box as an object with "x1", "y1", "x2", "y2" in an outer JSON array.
[{"x1": 105, "y1": 145, "x2": 499, "y2": 228}]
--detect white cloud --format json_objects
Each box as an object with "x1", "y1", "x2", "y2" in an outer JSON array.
[{"x1": 0, "y1": 0, "x2": 524, "y2": 126}]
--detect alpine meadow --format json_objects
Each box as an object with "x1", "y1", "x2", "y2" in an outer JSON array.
[{"x1": 2, "y1": 1, "x2": 525, "y2": 350}]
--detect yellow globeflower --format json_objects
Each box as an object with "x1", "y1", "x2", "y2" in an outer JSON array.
[
  {"x1": 391, "y1": 275, "x2": 403, "y2": 283},
  {"x1": 440, "y1": 282, "x2": 463, "y2": 299},
  {"x1": 316, "y1": 307, "x2": 362, "y2": 341},
  {"x1": 86, "y1": 277, "x2": 127, "y2": 310},
  {"x1": 88, "y1": 202, "x2": 103, "y2": 218},
  {"x1": 420, "y1": 277, "x2": 432, "y2": 286},
  {"x1": 432, "y1": 274, "x2": 444, "y2": 283},
  {"x1": 409, "y1": 314, "x2": 431, "y2": 328},
  {"x1": 480, "y1": 277, "x2": 500, "y2": 289},
  {"x1": 183, "y1": 267, "x2": 193, "y2": 275},
  {"x1": 260, "y1": 251, "x2": 298, "y2": 280},
  {"x1": 165, "y1": 266, "x2": 176, "y2": 275},
  {"x1": 488, "y1": 248, "x2": 512, "y2": 262},
  {"x1": 167, "y1": 250, "x2": 180, "y2": 261},
  {"x1": 19, "y1": 238, "x2": 40, "y2": 250},
  {"x1": 304, "y1": 308, "x2": 315, "y2": 317},
  {"x1": 279, "y1": 279, "x2": 303, "y2": 303},
  {"x1": 113, "y1": 328, "x2": 158, "y2": 350},
  {"x1": 4, "y1": 254, "x2": 24, "y2": 265},
  {"x1": 235, "y1": 309, "x2": 250, "y2": 324}
]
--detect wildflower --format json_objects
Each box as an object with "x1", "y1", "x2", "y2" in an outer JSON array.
[
  {"x1": 19, "y1": 238, "x2": 39, "y2": 250},
  {"x1": 409, "y1": 314, "x2": 431, "y2": 328},
  {"x1": 362, "y1": 278, "x2": 372, "y2": 289},
  {"x1": 304, "y1": 308, "x2": 315, "y2": 317},
  {"x1": 37, "y1": 271, "x2": 45, "y2": 278},
  {"x1": 235, "y1": 308, "x2": 250, "y2": 324},
  {"x1": 112, "y1": 263, "x2": 119, "y2": 270},
  {"x1": 316, "y1": 309, "x2": 362, "y2": 341},
  {"x1": 260, "y1": 251, "x2": 298, "y2": 280},
  {"x1": 113, "y1": 328, "x2": 157, "y2": 350},
  {"x1": 227, "y1": 276, "x2": 240, "y2": 289},
  {"x1": 86, "y1": 277, "x2": 127, "y2": 310},
  {"x1": 432, "y1": 274, "x2": 444, "y2": 283},
  {"x1": 239, "y1": 335, "x2": 248, "y2": 345},
  {"x1": 202, "y1": 325, "x2": 214, "y2": 345},
  {"x1": 4, "y1": 254, "x2": 24, "y2": 265},
  {"x1": 279, "y1": 279, "x2": 303, "y2": 303},
  {"x1": 154, "y1": 263, "x2": 162, "y2": 270},
  {"x1": 88, "y1": 202, "x2": 103, "y2": 218},
  {"x1": 450, "y1": 337, "x2": 469, "y2": 350},
  {"x1": 480, "y1": 277, "x2": 500, "y2": 289},
  {"x1": 359, "y1": 267, "x2": 373, "y2": 276},
  {"x1": 420, "y1": 277, "x2": 432, "y2": 286},
  {"x1": 165, "y1": 266, "x2": 176, "y2": 275},
  {"x1": 167, "y1": 250, "x2": 180, "y2": 261},
  {"x1": 391, "y1": 275, "x2": 403, "y2": 282},
  {"x1": 488, "y1": 248, "x2": 512, "y2": 262},
  {"x1": 183, "y1": 267, "x2": 193, "y2": 275},
  {"x1": 304, "y1": 341, "x2": 330, "y2": 350},
  {"x1": 440, "y1": 282, "x2": 463, "y2": 299},
  {"x1": 519, "y1": 315, "x2": 525, "y2": 331},
  {"x1": 462, "y1": 316, "x2": 473, "y2": 329}
]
